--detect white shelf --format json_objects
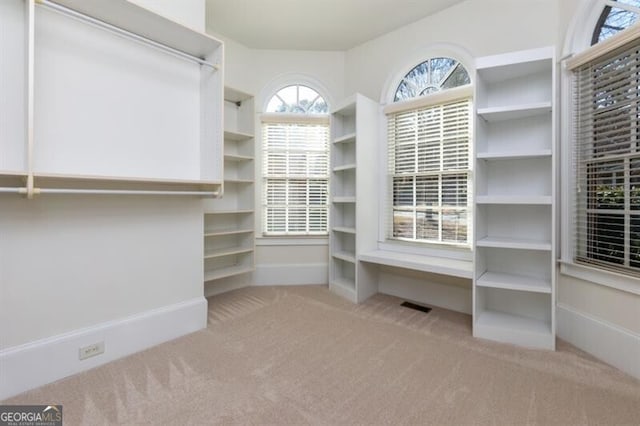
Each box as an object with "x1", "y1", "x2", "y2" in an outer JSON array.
[
  {"x1": 204, "y1": 209, "x2": 253, "y2": 215},
  {"x1": 476, "y1": 47, "x2": 554, "y2": 82},
  {"x1": 333, "y1": 250, "x2": 356, "y2": 263},
  {"x1": 359, "y1": 250, "x2": 473, "y2": 279},
  {"x1": 476, "y1": 195, "x2": 552, "y2": 205},
  {"x1": 205, "y1": 265, "x2": 254, "y2": 282},
  {"x1": 52, "y1": 0, "x2": 222, "y2": 59},
  {"x1": 332, "y1": 226, "x2": 356, "y2": 235},
  {"x1": 224, "y1": 130, "x2": 254, "y2": 142},
  {"x1": 224, "y1": 154, "x2": 254, "y2": 162},
  {"x1": 204, "y1": 228, "x2": 254, "y2": 237},
  {"x1": 333, "y1": 196, "x2": 356, "y2": 203},
  {"x1": 474, "y1": 310, "x2": 553, "y2": 349},
  {"x1": 476, "y1": 236, "x2": 551, "y2": 251},
  {"x1": 477, "y1": 150, "x2": 552, "y2": 160},
  {"x1": 473, "y1": 47, "x2": 556, "y2": 351},
  {"x1": 224, "y1": 178, "x2": 253, "y2": 184},
  {"x1": 0, "y1": 170, "x2": 27, "y2": 178},
  {"x1": 224, "y1": 87, "x2": 253, "y2": 104},
  {"x1": 477, "y1": 271, "x2": 551, "y2": 294},
  {"x1": 477, "y1": 102, "x2": 552, "y2": 122},
  {"x1": 204, "y1": 246, "x2": 254, "y2": 259},
  {"x1": 333, "y1": 163, "x2": 356, "y2": 172},
  {"x1": 205, "y1": 86, "x2": 255, "y2": 286},
  {"x1": 33, "y1": 171, "x2": 222, "y2": 187},
  {"x1": 333, "y1": 132, "x2": 356, "y2": 144}
]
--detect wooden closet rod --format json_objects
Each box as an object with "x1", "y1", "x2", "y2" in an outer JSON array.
[{"x1": 37, "y1": 0, "x2": 220, "y2": 70}]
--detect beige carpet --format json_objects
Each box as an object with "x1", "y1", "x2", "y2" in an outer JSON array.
[{"x1": 4, "y1": 285, "x2": 640, "y2": 425}]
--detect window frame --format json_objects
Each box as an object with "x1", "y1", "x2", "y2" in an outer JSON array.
[
  {"x1": 384, "y1": 74, "x2": 474, "y2": 250},
  {"x1": 561, "y1": 0, "x2": 640, "y2": 294},
  {"x1": 260, "y1": 103, "x2": 330, "y2": 237}
]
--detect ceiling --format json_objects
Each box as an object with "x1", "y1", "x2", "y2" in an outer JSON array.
[{"x1": 205, "y1": 0, "x2": 466, "y2": 51}]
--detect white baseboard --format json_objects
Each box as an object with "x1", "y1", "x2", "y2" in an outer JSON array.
[
  {"x1": 254, "y1": 263, "x2": 328, "y2": 286},
  {"x1": 557, "y1": 304, "x2": 640, "y2": 380},
  {"x1": 0, "y1": 297, "x2": 207, "y2": 400}
]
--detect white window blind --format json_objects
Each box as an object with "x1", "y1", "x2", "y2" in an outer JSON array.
[
  {"x1": 387, "y1": 98, "x2": 472, "y2": 245},
  {"x1": 574, "y1": 37, "x2": 640, "y2": 275},
  {"x1": 262, "y1": 120, "x2": 330, "y2": 235}
]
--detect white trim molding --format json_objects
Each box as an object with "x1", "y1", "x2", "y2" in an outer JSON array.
[
  {"x1": 557, "y1": 303, "x2": 640, "y2": 380},
  {"x1": 0, "y1": 297, "x2": 207, "y2": 400},
  {"x1": 560, "y1": 261, "x2": 640, "y2": 296}
]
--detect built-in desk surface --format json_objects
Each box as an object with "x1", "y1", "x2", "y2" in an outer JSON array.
[{"x1": 359, "y1": 250, "x2": 473, "y2": 279}]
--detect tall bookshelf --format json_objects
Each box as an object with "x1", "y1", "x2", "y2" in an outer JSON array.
[
  {"x1": 203, "y1": 87, "x2": 255, "y2": 284},
  {"x1": 329, "y1": 94, "x2": 379, "y2": 303},
  {"x1": 473, "y1": 47, "x2": 556, "y2": 350}
]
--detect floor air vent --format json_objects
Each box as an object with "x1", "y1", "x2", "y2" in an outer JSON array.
[{"x1": 400, "y1": 301, "x2": 432, "y2": 314}]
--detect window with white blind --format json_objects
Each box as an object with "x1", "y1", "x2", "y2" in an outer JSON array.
[
  {"x1": 386, "y1": 58, "x2": 472, "y2": 246},
  {"x1": 262, "y1": 85, "x2": 330, "y2": 236},
  {"x1": 573, "y1": 35, "x2": 640, "y2": 276}
]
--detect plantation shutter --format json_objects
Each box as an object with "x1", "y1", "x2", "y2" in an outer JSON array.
[
  {"x1": 262, "y1": 119, "x2": 330, "y2": 235},
  {"x1": 573, "y1": 38, "x2": 640, "y2": 274},
  {"x1": 387, "y1": 98, "x2": 472, "y2": 245}
]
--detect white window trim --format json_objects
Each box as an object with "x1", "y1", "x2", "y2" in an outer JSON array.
[{"x1": 560, "y1": 0, "x2": 640, "y2": 294}]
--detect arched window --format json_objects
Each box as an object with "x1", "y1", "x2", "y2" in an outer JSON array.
[
  {"x1": 592, "y1": 0, "x2": 640, "y2": 44},
  {"x1": 266, "y1": 84, "x2": 328, "y2": 114},
  {"x1": 386, "y1": 57, "x2": 472, "y2": 246},
  {"x1": 262, "y1": 85, "x2": 330, "y2": 236},
  {"x1": 394, "y1": 58, "x2": 470, "y2": 102}
]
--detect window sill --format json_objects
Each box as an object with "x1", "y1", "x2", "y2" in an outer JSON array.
[
  {"x1": 559, "y1": 260, "x2": 640, "y2": 296},
  {"x1": 256, "y1": 236, "x2": 329, "y2": 246},
  {"x1": 378, "y1": 240, "x2": 472, "y2": 262}
]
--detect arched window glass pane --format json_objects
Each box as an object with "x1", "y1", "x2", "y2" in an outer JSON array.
[
  {"x1": 592, "y1": 0, "x2": 640, "y2": 45},
  {"x1": 394, "y1": 57, "x2": 470, "y2": 102},
  {"x1": 265, "y1": 85, "x2": 328, "y2": 114}
]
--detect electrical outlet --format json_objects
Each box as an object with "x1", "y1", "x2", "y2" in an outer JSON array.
[{"x1": 79, "y1": 342, "x2": 105, "y2": 360}]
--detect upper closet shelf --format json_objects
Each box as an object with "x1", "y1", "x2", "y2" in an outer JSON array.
[{"x1": 45, "y1": 0, "x2": 222, "y2": 62}]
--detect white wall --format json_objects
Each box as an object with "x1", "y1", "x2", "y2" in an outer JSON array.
[
  {"x1": 0, "y1": 197, "x2": 204, "y2": 349},
  {"x1": 345, "y1": 0, "x2": 558, "y2": 101},
  {"x1": 129, "y1": 0, "x2": 206, "y2": 32},
  {"x1": 0, "y1": 0, "x2": 209, "y2": 399}
]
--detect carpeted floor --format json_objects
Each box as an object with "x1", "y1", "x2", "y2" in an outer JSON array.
[{"x1": 4, "y1": 285, "x2": 640, "y2": 425}]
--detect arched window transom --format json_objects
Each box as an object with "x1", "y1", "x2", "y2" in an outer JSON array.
[
  {"x1": 593, "y1": 0, "x2": 640, "y2": 45},
  {"x1": 394, "y1": 57, "x2": 470, "y2": 102},
  {"x1": 266, "y1": 84, "x2": 328, "y2": 114}
]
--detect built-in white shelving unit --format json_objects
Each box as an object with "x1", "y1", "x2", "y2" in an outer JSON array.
[
  {"x1": 203, "y1": 87, "x2": 255, "y2": 284},
  {"x1": 0, "y1": 0, "x2": 224, "y2": 197},
  {"x1": 329, "y1": 94, "x2": 379, "y2": 303},
  {"x1": 473, "y1": 47, "x2": 556, "y2": 350}
]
